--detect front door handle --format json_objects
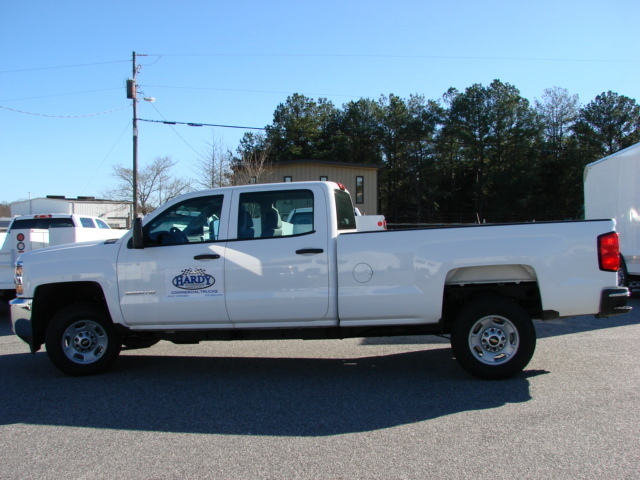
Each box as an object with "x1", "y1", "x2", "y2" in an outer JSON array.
[
  {"x1": 296, "y1": 248, "x2": 324, "y2": 255},
  {"x1": 194, "y1": 254, "x2": 221, "y2": 260}
]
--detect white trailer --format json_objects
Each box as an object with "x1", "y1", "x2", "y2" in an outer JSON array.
[{"x1": 584, "y1": 142, "x2": 640, "y2": 290}]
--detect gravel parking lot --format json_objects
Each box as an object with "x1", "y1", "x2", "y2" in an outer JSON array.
[{"x1": 0, "y1": 299, "x2": 638, "y2": 480}]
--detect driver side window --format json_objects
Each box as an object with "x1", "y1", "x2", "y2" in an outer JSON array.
[{"x1": 144, "y1": 195, "x2": 224, "y2": 247}]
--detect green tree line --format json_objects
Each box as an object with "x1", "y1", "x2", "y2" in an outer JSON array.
[{"x1": 235, "y1": 80, "x2": 640, "y2": 224}]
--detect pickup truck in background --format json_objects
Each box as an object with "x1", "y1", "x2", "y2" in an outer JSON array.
[
  {"x1": 10, "y1": 182, "x2": 630, "y2": 379},
  {"x1": 0, "y1": 214, "x2": 126, "y2": 299}
]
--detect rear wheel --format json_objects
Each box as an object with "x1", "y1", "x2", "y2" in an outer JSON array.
[
  {"x1": 45, "y1": 304, "x2": 122, "y2": 375},
  {"x1": 451, "y1": 297, "x2": 536, "y2": 380}
]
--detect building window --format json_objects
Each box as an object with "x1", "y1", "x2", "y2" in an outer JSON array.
[
  {"x1": 320, "y1": 175, "x2": 328, "y2": 181},
  {"x1": 249, "y1": 177, "x2": 257, "y2": 184},
  {"x1": 284, "y1": 176, "x2": 292, "y2": 182},
  {"x1": 356, "y1": 176, "x2": 364, "y2": 204}
]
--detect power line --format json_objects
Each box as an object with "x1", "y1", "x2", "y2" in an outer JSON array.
[
  {"x1": 3, "y1": 51, "x2": 638, "y2": 78},
  {"x1": 0, "y1": 104, "x2": 129, "y2": 118},
  {"x1": 140, "y1": 52, "x2": 640, "y2": 64},
  {"x1": 80, "y1": 120, "x2": 132, "y2": 196},
  {"x1": 0, "y1": 60, "x2": 129, "y2": 74},
  {"x1": 138, "y1": 118, "x2": 266, "y2": 130},
  {"x1": 142, "y1": 84, "x2": 358, "y2": 98},
  {"x1": 141, "y1": 92, "x2": 201, "y2": 155},
  {"x1": 138, "y1": 116, "x2": 579, "y2": 153},
  {"x1": 0, "y1": 87, "x2": 123, "y2": 103}
]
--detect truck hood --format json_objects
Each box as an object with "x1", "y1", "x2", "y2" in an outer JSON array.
[
  {"x1": 18, "y1": 238, "x2": 125, "y2": 297},
  {"x1": 17, "y1": 237, "x2": 124, "y2": 262},
  {"x1": 22, "y1": 237, "x2": 120, "y2": 255}
]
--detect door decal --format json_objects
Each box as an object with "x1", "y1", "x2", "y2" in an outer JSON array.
[{"x1": 167, "y1": 267, "x2": 223, "y2": 299}]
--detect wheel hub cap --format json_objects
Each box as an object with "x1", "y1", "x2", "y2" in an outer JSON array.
[
  {"x1": 62, "y1": 320, "x2": 108, "y2": 364},
  {"x1": 74, "y1": 331, "x2": 96, "y2": 352},
  {"x1": 469, "y1": 315, "x2": 519, "y2": 365},
  {"x1": 482, "y1": 327, "x2": 506, "y2": 352}
]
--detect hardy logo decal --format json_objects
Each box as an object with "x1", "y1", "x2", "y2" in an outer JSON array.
[
  {"x1": 166, "y1": 267, "x2": 222, "y2": 300},
  {"x1": 172, "y1": 268, "x2": 215, "y2": 290}
]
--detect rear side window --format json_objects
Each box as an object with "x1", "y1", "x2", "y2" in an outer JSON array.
[
  {"x1": 9, "y1": 218, "x2": 74, "y2": 230},
  {"x1": 335, "y1": 190, "x2": 356, "y2": 230},
  {"x1": 238, "y1": 189, "x2": 314, "y2": 239},
  {"x1": 80, "y1": 217, "x2": 96, "y2": 228}
]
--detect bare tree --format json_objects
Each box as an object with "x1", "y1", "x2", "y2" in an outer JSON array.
[
  {"x1": 105, "y1": 156, "x2": 191, "y2": 215},
  {"x1": 191, "y1": 131, "x2": 233, "y2": 189},
  {"x1": 535, "y1": 87, "x2": 580, "y2": 156},
  {"x1": 229, "y1": 145, "x2": 273, "y2": 186},
  {"x1": 0, "y1": 202, "x2": 11, "y2": 217}
]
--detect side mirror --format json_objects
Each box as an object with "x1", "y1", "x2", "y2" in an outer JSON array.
[{"x1": 132, "y1": 217, "x2": 145, "y2": 249}]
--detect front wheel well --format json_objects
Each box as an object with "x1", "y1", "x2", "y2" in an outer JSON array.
[
  {"x1": 441, "y1": 281, "x2": 542, "y2": 334},
  {"x1": 31, "y1": 282, "x2": 110, "y2": 350}
]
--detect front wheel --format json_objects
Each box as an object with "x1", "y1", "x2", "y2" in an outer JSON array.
[
  {"x1": 451, "y1": 298, "x2": 536, "y2": 380},
  {"x1": 45, "y1": 304, "x2": 122, "y2": 376}
]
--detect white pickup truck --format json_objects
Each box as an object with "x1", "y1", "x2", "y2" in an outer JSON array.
[
  {"x1": 9, "y1": 181, "x2": 630, "y2": 379},
  {"x1": 0, "y1": 214, "x2": 125, "y2": 299}
]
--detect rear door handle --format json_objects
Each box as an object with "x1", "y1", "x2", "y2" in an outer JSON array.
[
  {"x1": 296, "y1": 248, "x2": 324, "y2": 255},
  {"x1": 194, "y1": 254, "x2": 221, "y2": 260}
]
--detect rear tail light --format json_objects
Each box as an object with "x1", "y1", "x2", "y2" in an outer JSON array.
[{"x1": 598, "y1": 232, "x2": 621, "y2": 272}]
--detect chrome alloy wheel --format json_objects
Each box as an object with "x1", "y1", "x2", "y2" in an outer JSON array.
[
  {"x1": 468, "y1": 315, "x2": 519, "y2": 365},
  {"x1": 62, "y1": 320, "x2": 109, "y2": 365}
]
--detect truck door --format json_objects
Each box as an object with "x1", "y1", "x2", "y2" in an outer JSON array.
[
  {"x1": 117, "y1": 194, "x2": 230, "y2": 327},
  {"x1": 224, "y1": 186, "x2": 332, "y2": 325}
]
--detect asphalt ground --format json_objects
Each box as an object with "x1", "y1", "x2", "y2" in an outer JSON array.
[{"x1": 0, "y1": 299, "x2": 638, "y2": 480}]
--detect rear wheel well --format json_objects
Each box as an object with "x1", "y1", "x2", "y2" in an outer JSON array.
[
  {"x1": 441, "y1": 281, "x2": 542, "y2": 334},
  {"x1": 31, "y1": 282, "x2": 109, "y2": 350}
]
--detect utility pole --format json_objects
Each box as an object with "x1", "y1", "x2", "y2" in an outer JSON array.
[
  {"x1": 131, "y1": 51, "x2": 138, "y2": 220},
  {"x1": 127, "y1": 51, "x2": 147, "y2": 220}
]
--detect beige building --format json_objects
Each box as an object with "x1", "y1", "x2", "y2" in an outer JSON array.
[{"x1": 261, "y1": 159, "x2": 380, "y2": 215}]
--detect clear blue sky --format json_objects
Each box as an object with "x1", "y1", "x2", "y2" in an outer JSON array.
[{"x1": 2, "y1": 0, "x2": 639, "y2": 203}]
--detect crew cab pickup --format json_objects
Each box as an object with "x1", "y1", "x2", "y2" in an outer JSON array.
[
  {"x1": 9, "y1": 182, "x2": 630, "y2": 379},
  {"x1": 0, "y1": 214, "x2": 125, "y2": 299}
]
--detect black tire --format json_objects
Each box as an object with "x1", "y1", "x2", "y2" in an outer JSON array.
[
  {"x1": 45, "y1": 304, "x2": 122, "y2": 376},
  {"x1": 122, "y1": 337, "x2": 160, "y2": 349},
  {"x1": 618, "y1": 256, "x2": 629, "y2": 288},
  {"x1": 1, "y1": 289, "x2": 16, "y2": 303},
  {"x1": 451, "y1": 297, "x2": 536, "y2": 380}
]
